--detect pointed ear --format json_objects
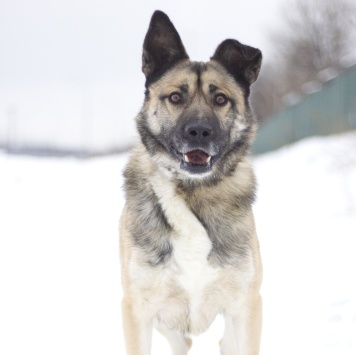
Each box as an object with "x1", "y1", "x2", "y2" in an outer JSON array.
[
  {"x1": 211, "y1": 39, "x2": 262, "y2": 85},
  {"x1": 142, "y1": 11, "x2": 189, "y2": 85}
]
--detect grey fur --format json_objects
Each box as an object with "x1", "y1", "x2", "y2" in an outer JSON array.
[{"x1": 123, "y1": 152, "x2": 173, "y2": 266}]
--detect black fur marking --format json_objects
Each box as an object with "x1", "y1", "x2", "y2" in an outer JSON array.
[
  {"x1": 191, "y1": 62, "x2": 207, "y2": 75},
  {"x1": 179, "y1": 84, "x2": 189, "y2": 93},
  {"x1": 190, "y1": 62, "x2": 207, "y2": 89},
  {"x1": 209, "y1": 84, "x2": 218, "y2": 94}
]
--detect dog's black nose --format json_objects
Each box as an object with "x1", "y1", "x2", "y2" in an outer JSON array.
[{"x1": 183, "y1": 122, "x2": 214, "y2": 143}]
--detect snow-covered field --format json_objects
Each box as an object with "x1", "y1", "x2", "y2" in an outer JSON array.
[{"x1": 1, "y1": 131, "x2": 355, "y2": 355}]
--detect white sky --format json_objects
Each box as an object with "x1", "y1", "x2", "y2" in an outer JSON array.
[
  {"x1": 0, "y1": 0, "x2": 291, "y2": 87},
  {"x1": 0, "y1": 0, "x2": 292, "y2": 150}
]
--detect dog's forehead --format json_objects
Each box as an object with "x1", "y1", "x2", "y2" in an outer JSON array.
[
  {"x1": 199, "y1": 61, "x2": 243, "y2": 94},
  {"x1": 150, "y1": 60, "x2": 244, "y2": 97}
]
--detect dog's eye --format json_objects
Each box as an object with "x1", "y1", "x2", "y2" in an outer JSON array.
[
  {"x1": 215, "y1": 94, "x2": 228, "y2": 106},
  {"x1": 169, "y1": 93, "x2": 182, "y2": 104}
]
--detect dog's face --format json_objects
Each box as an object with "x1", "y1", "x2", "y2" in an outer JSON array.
[{"x1": 137, "y1": 11, "x2": 262, "y2": 183}]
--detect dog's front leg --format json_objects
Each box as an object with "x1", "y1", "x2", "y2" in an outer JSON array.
[
  {"x1": 220, "y1": 294, "x2": 262, "y2": 355},
  {"x1": 122, "y1": 297, "x2": 153, "y2": 355},
  {"x1": 156, "y1": 322, "x2": 192, "y2": 355}
]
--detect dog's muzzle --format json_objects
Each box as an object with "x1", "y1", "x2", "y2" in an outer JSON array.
[{"x1": 173, "y1": 121, "x2": 219, "y2": 175}]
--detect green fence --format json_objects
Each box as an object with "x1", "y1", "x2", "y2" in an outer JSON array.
[{"x1": 253, "y1": 65, "x2": 356, "y2": 155}]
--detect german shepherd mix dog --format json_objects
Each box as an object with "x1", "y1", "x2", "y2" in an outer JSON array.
[{"x1": 120, "y1": 10, "x2": 263, "y2": 355}]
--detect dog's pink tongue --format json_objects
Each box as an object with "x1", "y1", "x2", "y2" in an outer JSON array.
[{"x1": 185, "y1": 150, "x2": 210, "y2": 165}]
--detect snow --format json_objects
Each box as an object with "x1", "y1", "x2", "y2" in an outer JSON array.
[
  {"x1": 0, "y1": 131, "x2": 355, "y2": 354},
  {"x1": 254, "y1": 132, "x2": 356, "y2": 355}
]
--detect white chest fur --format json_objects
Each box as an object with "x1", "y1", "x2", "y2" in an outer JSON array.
[{"x1": 150, "y1": 173, "x2": 219, "y2": 329}]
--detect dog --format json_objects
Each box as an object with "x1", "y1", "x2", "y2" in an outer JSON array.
[{"x1": 120, "y1": 10, "x2": 263, "y2": 355}]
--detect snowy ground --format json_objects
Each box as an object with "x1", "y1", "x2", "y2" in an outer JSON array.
[{"x1": 0, "y1": 131, "x2": 355, "y2": 355}]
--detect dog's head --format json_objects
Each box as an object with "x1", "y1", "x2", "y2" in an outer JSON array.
[{"x1": 137, "y1": 11, "x2": 261, "y2": 183}]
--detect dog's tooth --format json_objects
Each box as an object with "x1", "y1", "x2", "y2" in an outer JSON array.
[
  {"x1": 184, "y1": 154, "x2": 190, "y2": 163},
  {"x1": 206, "y1": 156, "x2": 211, "y2": 163}
]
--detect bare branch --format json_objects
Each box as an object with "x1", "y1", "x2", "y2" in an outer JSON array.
[{"x1": 252, "y1": 0, "x2": 356, "y2": 122}]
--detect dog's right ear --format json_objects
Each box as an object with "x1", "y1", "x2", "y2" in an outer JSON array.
[{"x1": 142, "y1": 11, "x2": 189, "y2": 86}]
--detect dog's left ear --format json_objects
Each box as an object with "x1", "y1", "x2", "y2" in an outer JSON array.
[
  {"x1": 211, "y1": 39, "x2": 262, "y2": 85},
  {"x1": 142, "y1": 11, "x2": 189, "y2": 85}
]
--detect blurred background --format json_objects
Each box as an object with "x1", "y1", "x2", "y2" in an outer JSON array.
[
  {"x1": 2, "y1": 0, "x2": 354, "y2": 156},
  {"x1": 1, "y1": 0, "x2": 356, "y2": 354}
]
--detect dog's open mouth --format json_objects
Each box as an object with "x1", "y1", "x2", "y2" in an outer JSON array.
[
  {"x1": 183, "y1": 150, "x2": 211, "y2": 165},
  {"x1": 177, "y1": 149, "x2": 214, "y2": 175}
]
